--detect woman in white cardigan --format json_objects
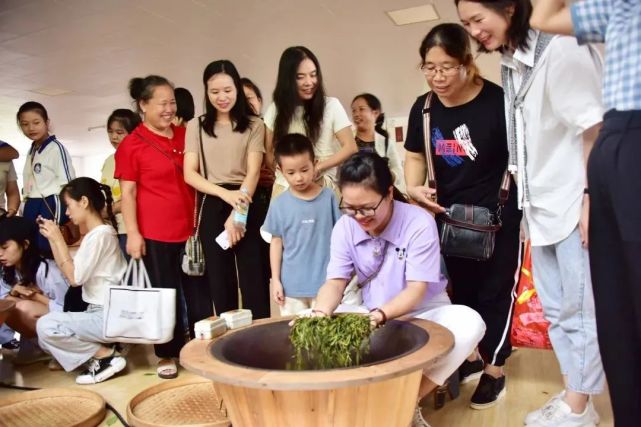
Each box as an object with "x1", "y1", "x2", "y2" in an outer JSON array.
[{"x1": 351, "y1": 93, "x2": 406, "y2": 194}]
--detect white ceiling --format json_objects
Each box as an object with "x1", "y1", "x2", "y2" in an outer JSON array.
[{"x1": 0, "y1": 0, "x2": 500, "y2": 164}]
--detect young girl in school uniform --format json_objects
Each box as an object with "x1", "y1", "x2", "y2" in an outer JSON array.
[
  {"x1": 18, "y1": 102, "x2": 76, "y2": 255},
  {"x1": 37, "y1": 177, "x2": 127, "y2": 384}
]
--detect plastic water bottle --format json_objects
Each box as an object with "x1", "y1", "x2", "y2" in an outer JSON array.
[{"x1": 232, "y1": 187, "x2": 249, "y2": 231}]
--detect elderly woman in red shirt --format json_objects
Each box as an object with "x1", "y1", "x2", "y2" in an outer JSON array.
[{"x1": 115, "y1": 75, "x2": 212, "y2": 379}]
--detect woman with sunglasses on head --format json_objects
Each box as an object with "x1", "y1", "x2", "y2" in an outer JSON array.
[
  {"x1": 456, "y1": 1, "x2": 606, "y2": 425},
  {"x1": 312, "y1": 152, "x2": 486, "y2": 427},
  {"x1": 264, "y1": 46, "x2": 357, "y2": 198},
  {"x1": 404, "y1": 23, "x2": 521, "y2": 411}
]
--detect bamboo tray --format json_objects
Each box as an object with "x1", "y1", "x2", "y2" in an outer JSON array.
[
  {"x1": 0, "y1": 387, "x2": 105, "y2": 427},
  {"x1": 127, "y1": 377, "x2": 230, "y2": 427}
]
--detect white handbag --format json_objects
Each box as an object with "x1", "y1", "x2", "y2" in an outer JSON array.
[{"x1": 102, "y1": 259, "x2": 176, "y2": 344}]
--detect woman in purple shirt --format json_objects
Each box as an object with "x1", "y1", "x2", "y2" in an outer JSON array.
[{"x1": 313, "y1": 152, "x2": 486, "y2": 427}]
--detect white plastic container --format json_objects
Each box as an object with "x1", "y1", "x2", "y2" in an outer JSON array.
[
  {"x1": 194, "y1": 317, "x2": 227, "y2": 340},
  {"x1": 220, "y1": 309, "x2": 253, "y2": 330}
]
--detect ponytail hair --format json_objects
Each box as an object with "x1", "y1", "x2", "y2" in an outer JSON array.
[
  {"x1": 338, "y1": 152, "x2": 406, "y2": 202},
  {"x1": 60, "y1": 178, "x2": 117, "y2": 230},
  {"x1": 352, "y1": 93, "x2": 389, "y2": 155}
]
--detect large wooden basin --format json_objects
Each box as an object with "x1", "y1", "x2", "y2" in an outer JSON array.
[
  {"x1": 181, "y1": 317, "x2": 454, "y2": 427},
  {"x1": 0, "y1": 299, "x2": 15, "y2": 326}
]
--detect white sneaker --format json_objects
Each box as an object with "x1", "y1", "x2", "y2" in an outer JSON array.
[
  {"x1": 76, "y1": 356, "x2": 126, "y2": 385},
  {"x1": 410, "y1": 406, "x2": 431, "y2": 427},
  {"x1": 525, "y1": 392, "x2": 600, "y2": 426},
  {"x1": 525, "y1": 392, "x2": 565, "y2": 425},
  {"x1": 525, "y1": 396, "x2": 596, "y2": 427}
]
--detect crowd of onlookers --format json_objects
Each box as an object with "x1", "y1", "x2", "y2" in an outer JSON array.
[{"x1": 1, "y1": 1, "x2": 639, "y2": 426}]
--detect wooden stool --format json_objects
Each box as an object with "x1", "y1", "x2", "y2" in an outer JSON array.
[
  {"x1": 127, "y1": 377, "x2": 230, "y2": 427},
  {"x1": 0, "y1": 387, "x2": 105, "y2": 427}
]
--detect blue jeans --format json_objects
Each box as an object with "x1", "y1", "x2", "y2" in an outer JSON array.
[{"x1": 531, "y1": 227, "x2": 605, "y2": 394}]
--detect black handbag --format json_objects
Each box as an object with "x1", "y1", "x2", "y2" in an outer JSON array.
[{"x1": 421, "y1": 92, "x2": 511, "y2": 261}]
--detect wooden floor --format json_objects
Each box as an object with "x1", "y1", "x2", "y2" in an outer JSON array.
[{"x1": 0, "y1": 344, "x2": 613, "y2": 426}]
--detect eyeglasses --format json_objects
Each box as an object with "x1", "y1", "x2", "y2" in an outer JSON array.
[
  {"x1": 420, "y1": 64, "x2": 463, "y2": 77},
  {"x1": 339, "y1": 196, "x2": 385, "y2": 217}
]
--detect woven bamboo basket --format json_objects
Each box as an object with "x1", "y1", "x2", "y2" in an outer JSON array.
[
  {"x1": 0, "y1": 299, "x2": 15, "y2": 326},
  {"x1": 126, "y1": 377, "x2": 230, "y2": 427},
  {"x1": 0, "y1": 387, "x2": 105, "y2": 427}
]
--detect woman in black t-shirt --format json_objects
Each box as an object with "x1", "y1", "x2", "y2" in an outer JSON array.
[{"x1": 404, "y1": 23, "x2": 521, "y2": 411}]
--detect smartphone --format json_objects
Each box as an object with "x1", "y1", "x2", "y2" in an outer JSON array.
[{"x1": 215, "y1": 230, "x2": 230, "y2": 250}]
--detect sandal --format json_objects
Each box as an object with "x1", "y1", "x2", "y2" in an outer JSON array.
[{"x1": 157, "y1": 358, "x2": 178, "y2": 379}]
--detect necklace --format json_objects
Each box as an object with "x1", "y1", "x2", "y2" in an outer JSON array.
[{"x1": 372, "y1": 237, "x2": 384, "y2": 257}]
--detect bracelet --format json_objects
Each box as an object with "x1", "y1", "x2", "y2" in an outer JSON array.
[
  {"x1": 369, "y1": 308, "x2": 387, "y2": 325},
  {"x1": 59, "y1": 258, "x2": 73, "y2": 268},
  {"x1": 583, "y1": 188, "x2": 589, "y2": 195},
  {"x1": 311, "y1": 309, "x2": 328, "y2": 317}
]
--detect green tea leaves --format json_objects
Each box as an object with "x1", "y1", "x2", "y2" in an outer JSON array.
[{"x1": 289, "y1": 314, "x2": 373, "y2": 370}]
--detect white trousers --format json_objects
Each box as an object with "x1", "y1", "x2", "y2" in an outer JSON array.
[
  {"x1": 36, "y1": 304, "x2": 106, "y2": 372},
  {"x1": 347, "y1": 291, "x2": 486, "y2": 386},
  {"x1": 409, "y1": 291, "x2": 486, "y2": 385}
]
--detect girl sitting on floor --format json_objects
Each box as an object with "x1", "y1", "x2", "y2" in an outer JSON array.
[{"x1": 37, "y1": 177, "x2": 127, "y2": 384}]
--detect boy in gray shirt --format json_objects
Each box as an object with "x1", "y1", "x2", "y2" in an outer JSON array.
[{"x1": 262, "y1": 134, "x2": 340, "y2": 315}]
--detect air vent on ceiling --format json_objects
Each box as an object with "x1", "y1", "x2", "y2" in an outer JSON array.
[
  {"x1": 29, "y1": 87, "x2": 72, "y2": 96},
  {"x1": 386, "y1": 4, "x2": 439, "y2": 26}
]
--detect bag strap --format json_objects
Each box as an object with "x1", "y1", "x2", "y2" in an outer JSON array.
[
  {"x1": 121, "y1": 259, "x2": 152, "y2": 289},
  {"x1": 198, "y1": 117, "x2": 209, "y2": 181},
  {"x1": 138, "y1": 259, "x2": 152, "y2": 289},
  {"x1": 121, "y1": 258, "x2": 137, "y2": 287},
  {"x1": 138, "y1": 133, "x2": 183, "y2": 171},
  {"x1": 192, "y1": 117, "x2": 209, "y2": 234},
  {"x1": 357, "y1": 240, "x2": 390, "y2": 289},
  {"x1": 422, "y1": 91, "x2": 511, "y2": 211},
  {"x1": 421, "y1": 93, "x2": 437, "y2": 201}
]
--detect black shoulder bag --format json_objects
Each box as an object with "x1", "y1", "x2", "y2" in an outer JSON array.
[{"x1": 422, "y1": 92, "x2": 510, "y2": 261}]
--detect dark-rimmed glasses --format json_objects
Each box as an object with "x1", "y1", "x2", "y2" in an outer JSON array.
[{"x1": 339, "y1": 196, "x2": 385, "y2": 217}]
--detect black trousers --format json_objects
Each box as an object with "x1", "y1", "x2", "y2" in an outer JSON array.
[
  {"x1": 143, "y1": 239, "x2": 212, "y2": 359},
  {"x1": 253, "y1": 185, "x2": 273, "y2": 308},
  {"x1": 445, "y1": 200, "x2": 521, "y2": 367},
  {"x1": 199, "y1": 192, "x2": 270, "y2": 319},
  {"x1": 587, "y1": 109, "x2": 641, "y2": 427}
]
